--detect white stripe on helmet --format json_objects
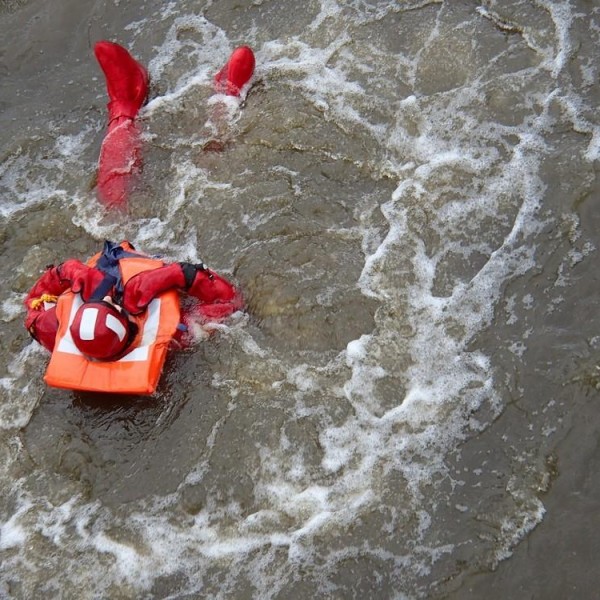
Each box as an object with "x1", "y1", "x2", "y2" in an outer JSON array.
[
  {"x1": 106, "y1": 313, "x2": 127, "y2": 341},
  {"x1": 79, "y1": 307, "x2": 99, "y2": 340}
]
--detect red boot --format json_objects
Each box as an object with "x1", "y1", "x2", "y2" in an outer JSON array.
[
  {"x1": 93, "y1": 41, "x2": 149, "y2": 208},
  {"x1": 94, "y1": 41, "x2": 148, "y2": 127},
  {"x1": 214, "y1": 46, "x2": 255, "y2": 97}
]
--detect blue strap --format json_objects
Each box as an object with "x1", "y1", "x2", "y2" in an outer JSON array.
[
  {"x1": 96, "y1": 240, "x2": 142, "y2": 273},
  {"x1": 94, "y1": 240, "x2": 144, "y2": 297},
  {"x1": 89, "y1": 273, "x2": 118, "y2": 302}
]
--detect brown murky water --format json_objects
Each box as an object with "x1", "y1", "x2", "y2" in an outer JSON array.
[{"x1": 1, "y1": 0, "x2": 599, "y2": 598}]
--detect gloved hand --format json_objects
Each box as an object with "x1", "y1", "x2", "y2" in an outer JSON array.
[
  {"x1": 183, "y1": 262, "x2": 238, "y2": 304},
  {"x1": 122, "y1": 263, "x2": 186, "y2": 315},
  {"x1": 181, "y1": 263, "x2": 244, "y2": 329},
  {"x1": 25, "y1": 307, "x2": 59, "y2": 352},
  {"x1": 24, "y1": 265, "x2": 64, "y2": 352},
  {"x1": 57, "y1": 260, "x2": 106, "y2": 301}
]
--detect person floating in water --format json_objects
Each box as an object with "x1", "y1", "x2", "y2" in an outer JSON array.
[
  {"x1": 94, "y1": 41, "x2": 256, "y2": 208},
  {"x1": 24, "y1": 240, "x2": 244, "y2": 394}
]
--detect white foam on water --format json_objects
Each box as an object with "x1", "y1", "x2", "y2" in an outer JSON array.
[
  {"x1": 145, "y1": 13, "x2": 243, "y2": 99},
  {"x1": 0, "y1": 500, "x2": 31, "y2": 551},
  {"x1": 0, "y1": 343, "x2": 47, "y2": 430},
  {"x1": 0, "y1": 122, "x2": 98, "y2": 218},
  {"x1": 0, "y1": 155, "x2": 69, "y2": 219},
  {"x1": 1, "y1": 293, "x2": 24, "y2": 322}
]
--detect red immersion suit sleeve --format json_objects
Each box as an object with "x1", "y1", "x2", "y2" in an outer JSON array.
[
  {"x1": 24, "y1": 266, "x2": 69, "y2": 351},
  {"x1": 57, "y1": 260, "x2": 106, "y2": 300},
  {"x1": 122, "y1": 262, "x2": 243, "y2": 320},
  {"x1": 24, "y1": 261, "x2": 106, "y2": 351},
  {"x1": 122, "y1": 263, "x2": 186, "y2": 315}
]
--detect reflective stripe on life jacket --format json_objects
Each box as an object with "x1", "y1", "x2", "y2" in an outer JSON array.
[{"x1": 44, "y1": 245, "x2": 180, "y2": 395}]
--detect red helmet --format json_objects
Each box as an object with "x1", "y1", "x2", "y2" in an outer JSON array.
[{"x1": 70, "y1": 301, "x2": 134, "y2": 360}]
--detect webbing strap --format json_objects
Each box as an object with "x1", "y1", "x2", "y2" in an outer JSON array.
[{"x1": 88, "y1": 273, "x2": 118, "y2": 302}]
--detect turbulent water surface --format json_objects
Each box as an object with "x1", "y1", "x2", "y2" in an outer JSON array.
[{"x1": 1, "y1": 0, "x2": 600, "y2": 598}]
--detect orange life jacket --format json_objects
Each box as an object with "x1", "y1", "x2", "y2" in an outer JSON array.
[{"x1": 44, "y1": 243, "x2": 181, "y2": 395}]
